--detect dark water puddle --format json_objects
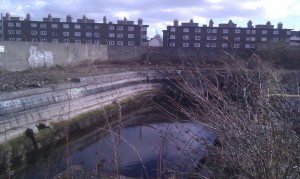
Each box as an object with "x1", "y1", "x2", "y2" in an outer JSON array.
[{"x1": 15, "y1": 112, "x2": 214, "y2": 179}]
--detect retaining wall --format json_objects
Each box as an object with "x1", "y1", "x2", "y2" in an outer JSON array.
[{"x1": 0, "y1": 70, "x2": 164, "y2": 144}]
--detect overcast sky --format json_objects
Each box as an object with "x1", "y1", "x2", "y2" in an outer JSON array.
[{"x1": 1, "y1": 0, "x2": 300, "y2": 38}]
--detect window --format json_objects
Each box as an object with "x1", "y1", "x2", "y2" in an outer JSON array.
[
  {"x1": 51, "y1": 32, "x2": 58, "y2": 36},
  {"x1": 222, "y1": 43, "x2": 228, "y2": 48},
  {"x1": 207, "y1": 36, "x2": 212, "y2": 40},
  {"x1": 94, "y1": 40, "x2": 100, "y2": 44},
  {"x1": 273, "y1": 30, "x2": 279, "y2": 35},
  {"x1": 8, "y1": 22, "x2": 14, "y2": 27},
  {"x1": 109, "y1": 25, "x2": 114, "y2": 30},
  {"x1": 86, "y1": 25, "x2": 93, "y2": 30},
  {"x1": 128, "y1": 41, "x2": 134, "y2": 46},
  {"x1": 63, "y1": 24, "x2": 69, "y2": 28},
  {"x1": 16, "y1": 30, "x2": 21, "y2": 34},
  {"x1": 207, "y1": 29, "x2": 212, "y2": 33},
  {"x1": 142, "y1": 27, "x2": 147, "y2": 31},
  {"x1": 170, "y1": 42, "x2": 175, "y2": 47},
  {"x1": 31, "y1": 30, "x2": 37, "y2": 35},
  {"x1": 117, "y1": 26, "x2": 123, "y2": 30},
  {"x1": 246, "y1": 29, "x2": 251, "y2": 34},
  {"x1": 8, "y1": 30, "x2": 15, "y2": 34},
  {"x1": 262, "y1": 30, "x2": 268, "y2": 34},
  {"x1": 206, "y1": 43, "x2": 210, "y2": 47},
  {"x1": 170, "y1": 35, "x2": 176, "y2": 39},
  {"x1": 195, "y1": 28, "x2": 201, "y2": 33},
  {"x1": 170, "y1": 27, "x2": 176, "y2": 32},
  {"x1": 234, "y1": 37, "x2": 240, "y2": 41},
  {"x1": 212, "y1": 36, "x2": 217, "y2": 40},
  {"x1": 251, "y1": 37, "x2": 256, "y2": 41},
  {"x1": 95, "y1": 25, "x2": 100, "y2": 29},
  {"x1": 75, "y1": 32, "x2": 81, "y2": 36},
  {"x1": 183, "y1": 28, "x2": 189, "y2": 32},
  {"x1": 109, "y1": 33, "x2": 115, "y2": 37},
  {"x1": 142, "y1": 42, "x2": 148, "y2": 46},
  {"x1": 117, "y1": 41, "x2": 123, "y2": 45},
  {"x1": 142, "y1": 34, "x2": 147, "y2": 38},
  {"x1": 63, "y1": 39, "x2": 70, "y2": 43},
  {"x1": 194, "y1": 43, "x2": 200, "y2": 47},
  {"x1": 222, "y1": 36, "x2": 228, "y2": 40},
  {"x1": 32, "y1": 38, "x2": 38, "y2": 42},
  {"x1": 109, "y1": 41, "x2": 115, "y2": 45},
  {"x1": 245, "y1": 44, "x2": 255, "y2": 48},
  {"x1": 41, "y1": 39, "x2": 47, "y2": 42},
  {"x1": 273, "y1": 37, "x2": 278, "y2": 42},
  {"x1": 212, "y1": 29, "x2": 217, "y2": 33},
  {"x1": 234, "y1": 44, "x2": 240, "y2": 48},
  {"x1": 31, "y1": 23, "x2": 37, "y2": 28},
  {"x1": 9, "y1": 38, "x2": 15, "y2": 41},
  {"x1": 117, "y1": 33, "x2": 123, "y2": 38},
  {"x1": 75, "y1": 39, "x2": 81, "y2": 44},
  {"x1": 74, "y1": 24, "x2": 81, "y2": 29},
  {"x1": 40, "y1": 23, "x2": 47, "y2": 28},
  {"x1": 195, "y1": 36, "x2": 201, "y2": 40},
  {"x1": 86, "y1": 32, "x2": 93, "y2": 37},
  {"x1": 211, "y1": 43, "x2": 216, "y2": 47},
  {"x1": 235, "y1": 29, "x2": 241, "y2": 34},
  {"x1": 16, "y1": 38, "x2": 22, "y2": 41},
  {"x1": 128, "y1": 26, "x2": 134, "y2": 31},
  {"x1": 15, "y1": 22, "x2": 21, "y2": 27},
  {"x1": 86, "y1": 40, "x2": 92, "y2": 44},
  {"x1": 52, "y1": 39, "x2": 58, "y2": 43},
  {"x1": 94, "y1": 33, "x2": 100, "y2": 37},
  {"x1": 183, "y1": 35, "x2": 189, "y2": 40},
  {"x1": 287, "y1": 31, "x2": 291, "y2": 35},
  {"x1": 252, "y1": 30, "x2": 256, "y2": 34},
  {"x1": 183, "y1": 43, "x2": 189, "y2": 47},
  {"x1": 223, "y1": 29, "x2": 229, "y2": 33},
  {"x1": 261, "y1": 37, "x2": 267, "y2": 42},
  {"x1": 40, "y1": 31, "x2": 47, "y2": 35},
  {"x1": 128, "y1": 34, "x2": 134, "y2": 38},
  {"x1": 63, "y1": 32, "x2": 70, "y2": 36},
  {"x1": 51, "y1": 23, "x2": 58, "y2": 28}
]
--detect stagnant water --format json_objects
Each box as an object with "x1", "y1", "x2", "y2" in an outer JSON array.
[{"x1": 14, "y1": 111, "x2": 214, "y2": 179}]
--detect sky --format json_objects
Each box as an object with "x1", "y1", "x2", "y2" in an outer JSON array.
[{"x1": 1, "y1": 0, "x2": 300, "y2": 38}]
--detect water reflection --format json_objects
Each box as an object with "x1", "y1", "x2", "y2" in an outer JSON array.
[{"x1": 18, "y1": 112, "x2": 214, "y2": 179}]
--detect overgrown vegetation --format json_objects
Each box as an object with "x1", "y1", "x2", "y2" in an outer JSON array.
[{"x1": 159, "y1": 55, "x2": 300, "y2": 178}]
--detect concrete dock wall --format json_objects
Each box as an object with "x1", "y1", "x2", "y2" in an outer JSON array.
[{"x1": 0, "y1": 71, "x2": 164, "y2": 143}]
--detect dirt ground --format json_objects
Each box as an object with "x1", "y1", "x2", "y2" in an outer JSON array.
[{"x1": 0, "y1": 63, "x2": 160, "y2": 92}]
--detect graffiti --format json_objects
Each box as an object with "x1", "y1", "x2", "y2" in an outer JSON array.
[{"x1": 28, "y1": 46, "x2": 54, "y2": 68}]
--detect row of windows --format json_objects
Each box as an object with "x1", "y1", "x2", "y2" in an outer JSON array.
[
  {"x1": 169, "y1": 42, "x2": 255, "y2": 48},
  {"x1": 5, "y1": 22, "x2": 146, "y2": 31},
  {"x1": 169, "y1": 35, "x2": 289, "y2": 42},
  {"x1": 169, "y1": 27, "x2": 291, "y2": 35}
]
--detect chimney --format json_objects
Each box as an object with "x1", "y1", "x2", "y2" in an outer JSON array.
[
  {"x1": 48, "y1": 13, "x2": 52, "y2": 22},
  {"x1": 103, "y1": 16, "x2": 107, "y2": 24},
  {"x1": 247, "y1": 20, "x2": 253, "y2": 28},
  {"x1": 174, "y1": 19, "x2": 179, "y2": 26},
  {"x1": 124, "y1": 17, "x2": 127, "y2": 24},
  {"x1": 6, "y1": 13, "x2": 11, "y2": 21},
  {"x1": 66, "y1": 15, "x2": 72, "y2": 22},
  {"x1": 277, "y1": 22, "x2": 283, "y2": 29},
  {"x1": 209, "y1": 19, "x2": 214, "y2": 27},
  {"x1": 26, "y1": 13, "x2": 31, "y2": 21},
  {"x1": 83, "y1": 15, "x2": 87, "y2": 23},
  {"x1": 190, "y1": 19, "x2": 193, "y2": 24},
  {"x1": 138, "y1": 18, "x2": 143, "y2": 25}
]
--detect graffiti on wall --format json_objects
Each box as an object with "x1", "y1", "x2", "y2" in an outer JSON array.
[{"x1": 28, "y1": 46, "x2": 54, "y2": 68}]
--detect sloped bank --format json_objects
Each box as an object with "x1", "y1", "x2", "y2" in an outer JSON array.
[{"x1": 0, "y1": 71, "x2": 165, "y2": 146}]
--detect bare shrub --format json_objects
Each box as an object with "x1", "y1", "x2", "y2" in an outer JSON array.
[{"x1": 160, "y1": 57, "x2": 300, "y2": 178}]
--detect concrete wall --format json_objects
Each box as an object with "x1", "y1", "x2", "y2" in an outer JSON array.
[
  {"x1": 0, "y1": 41, "x2": 149, "y2": 71},
  {"x1": 0, "y1": 70, "x2": 164, "y2": 143}
]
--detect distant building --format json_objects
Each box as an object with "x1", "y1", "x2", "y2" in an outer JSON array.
[
  {"x1": 163, "y1": 19, "x2": 293, "y2": 49},
  {"x1": 148, "y1": 34, "x2": 163, "y2": 47},
  {"x1": 0, "y1": 13, "x2": 149, "y2": 46},
  {"x1": 290, "y1": 31, "x2": 300, "y2": 46}
]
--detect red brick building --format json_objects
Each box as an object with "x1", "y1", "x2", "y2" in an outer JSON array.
[
  {"x1": 163, "y1": 19, "x2": 293, "y2": 49},
  {"x1": 0, "y1": 13, "x2": 149, "y2": 46}
]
